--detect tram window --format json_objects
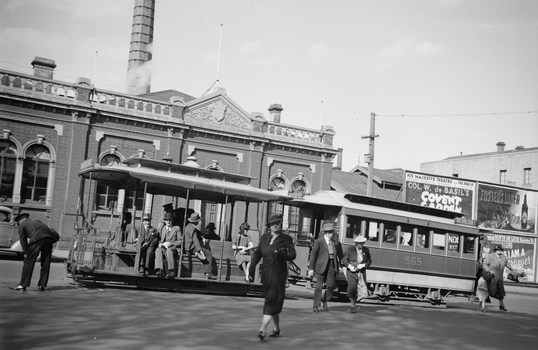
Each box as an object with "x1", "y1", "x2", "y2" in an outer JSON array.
[
  {"x1": 416, "y1": 228, "x2": 430, "y2": 249},
  {"x1": 382, "y1": 222, "x2": 397, "y2": 244},
  {"x1": 432, "y1": 232, "x2": 445, "y2": 250},
  {"x1": 346, "y1": 216, "x2": 362, "y2": 239},
  {"x1": 463, "y1": 235, "x2": 475, "y2": 254},
  {"x1": 447, "y1": 233, "x2": 460, "y2": 253},
  {"x1": 367, "y1": 221, "x2": 379, "y2": 242},
  {"x1": 400, "y1": 225, "x2": 413, "y2": 247}
]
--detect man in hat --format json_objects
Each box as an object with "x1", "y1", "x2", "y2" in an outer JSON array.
[
  {"x1": 307, "y1": 221, "x2": 344, "y2": 312},
  {"x1": 155, "y1": 212, "x2": 182, "y2": 278},
  {"x1": 341, "y1": 236, "x2": 372, "y2": 313},
  {"x1": 137, "y1": 213, "x2": 160, "y2": 276},
  {"x1": 10, "y1": 213, "x2": 58, "y2": 291},
  {"x1": 184, "y1": 212, "x2": 217, "y2": 280},
  {"x1": 483, "y1": 244, "x2": 514, "y2": 311}
]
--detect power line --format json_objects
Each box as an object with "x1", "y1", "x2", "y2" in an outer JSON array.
[{"x1": 376, "y1": 111, "x2": 538, "y2": 118}]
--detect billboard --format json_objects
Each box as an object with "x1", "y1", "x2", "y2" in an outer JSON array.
[
  {"x1": 477, "y1": 184, "x2": 536, "y2": 234},
  {"x1": 404, "y1": 172, "x2": 476, "y2": 217},
  {"x1": 484, "y1": 233, "x2": 536, "y2": 282}
]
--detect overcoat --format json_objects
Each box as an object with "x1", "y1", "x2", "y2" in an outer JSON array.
[
  {"x1": 483, "y1": 252, "x2": 512, "y2": 299},
  {"x1": 249, "y1": 231, "x2": 296, "y2": 315}
]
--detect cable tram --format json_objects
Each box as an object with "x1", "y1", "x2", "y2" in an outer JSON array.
[
  {"x1": 66, "y1": 156, "x2": 290, "y2": 295},
  {"x1": 287, "y1": 190, "x2": 484, "y2": 307}
]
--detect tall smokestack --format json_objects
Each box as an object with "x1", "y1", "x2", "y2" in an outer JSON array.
[{"x1": 127, "y1": 0, "x2": 155, "y2": 95}]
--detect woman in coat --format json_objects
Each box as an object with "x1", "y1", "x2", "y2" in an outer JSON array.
[
  {"x1": 249, "y1": 215, "x2": 296, "y2": 340},
  {"x1": 483, "y1": 244, "x2": 514, "y2": 311}
]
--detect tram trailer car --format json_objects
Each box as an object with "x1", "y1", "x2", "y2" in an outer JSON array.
[{"x1": 289, "y1": 191, "x2": 483, "y2": 306}]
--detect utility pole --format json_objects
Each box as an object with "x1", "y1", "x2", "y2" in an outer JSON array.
[{"x1": 361, "y1": 113, "x2": 379, "y2": 197}]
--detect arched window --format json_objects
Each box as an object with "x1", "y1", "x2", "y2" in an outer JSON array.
[
  {"x1": 0, "y1": 140, "x2": 17, "y2": 202},
  {"x1": 95, "y1": 154, "x2": 121, "y2": 210},
  {"x1": 22, "y1": 144, "x2": 50, "y2": 203}
]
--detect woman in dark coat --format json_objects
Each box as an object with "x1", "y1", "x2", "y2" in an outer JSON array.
[
  {"x1": 483, "y1": 244, "x2": 514, "y2": 311},
  {"x1": 249, "y1": 215, "x2": 296, "y2": 340}
]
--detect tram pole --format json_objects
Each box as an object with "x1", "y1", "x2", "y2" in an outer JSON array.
[{"x1": 361, "y1": 112, "x2": 379, "y2": 197}]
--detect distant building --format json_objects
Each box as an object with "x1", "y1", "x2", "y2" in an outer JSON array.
[
  {"x1": 331, "y1": 166, "x2": 404, "y2": 200},
  {"x1": 421, "y1": 142, "x2": 537, "y2": 191}
]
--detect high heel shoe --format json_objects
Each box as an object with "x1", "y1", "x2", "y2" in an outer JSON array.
[
  {"x1": 257, "y1": 331, "x2": 266, "y2": 341},
  {"x1": 499, "y1": 306, "x2": 508, "y2": 312},
  {"x1": 269, "y1": 329, "x2": 281, "y2": 337}
]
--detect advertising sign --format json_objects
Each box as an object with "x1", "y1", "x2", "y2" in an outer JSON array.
[
  {"x1": 477, "y1": 184, "x2": 537, "y2": 234},
  {"x1": 483, "y1": 233, "x2": 536, "y2": 282},
  {"x1": 404, "y1": 172, "x2": 475, "y2": 216}
]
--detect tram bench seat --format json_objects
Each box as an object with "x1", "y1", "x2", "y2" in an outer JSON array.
[{"x1": 171, "y1": 241, "x2": 250, "y2": 282}]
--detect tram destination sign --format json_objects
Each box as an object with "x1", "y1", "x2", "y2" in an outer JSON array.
[{"x1": 404, "y1": 171, "x2": 476, "y2": 217}]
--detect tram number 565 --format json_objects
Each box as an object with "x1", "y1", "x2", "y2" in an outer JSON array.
[{"x1": 405, "y1": 256, "x2": 422, "y2": 266}]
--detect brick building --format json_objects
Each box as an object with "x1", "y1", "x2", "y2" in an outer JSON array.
[
  {"x1": 0, "y1": 58, "x2": 338, "y2": 250},
  {"x1": 421, "y1": 142, "x2": 537, "y2": 190}
]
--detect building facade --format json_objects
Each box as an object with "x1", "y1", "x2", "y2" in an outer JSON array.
[
  {"x1": 0, "y1": 58, "x2": 338, "y2": 250},
  {"x1": 421, "y1": 142, "x2": 537, "y2": 190}
]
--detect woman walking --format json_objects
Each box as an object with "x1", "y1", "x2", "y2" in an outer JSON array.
[
  {"x1": 249, "y1": 215, "x2": 296, "y2": 340},
  {"x1": 483, "y1": 244, "x2": 514, "y2": 311}
]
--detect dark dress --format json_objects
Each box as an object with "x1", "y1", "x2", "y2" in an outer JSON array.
[{"x1": 249, "y1": 231, "x2": 296, "y2": 315}]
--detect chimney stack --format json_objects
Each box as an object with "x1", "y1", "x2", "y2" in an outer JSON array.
[
  {"x1": 334, "y1": 148, "x2": 343, "y2": 170},
  {"x1": 496, "y1": 141, "x2": 506, "y2": 153},
  {"x1": 268, "y1": 104, "x2": 283, "y2": 123},
  {"x1": 127, "y1": 0, "x2": 155, "y2": 95},
  {"x1": 31, "y1": 57, "x2": 56, "y2": 80}
]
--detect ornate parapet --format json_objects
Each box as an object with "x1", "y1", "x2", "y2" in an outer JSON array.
[{"x1": 321, "y1": 125, "x2": 335, "y2": 147}]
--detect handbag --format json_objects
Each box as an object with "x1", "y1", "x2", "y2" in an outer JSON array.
[{"x1": 195, "y1": 250, "x2": 207, "y2": 261}]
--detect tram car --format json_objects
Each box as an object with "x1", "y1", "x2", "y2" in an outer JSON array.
[
  {"x1": 66, "y1": 157, "x2": 290, "y2": 296},
  {"x1": 287, "y1": 190, "x2": 485, "y2": 306}
]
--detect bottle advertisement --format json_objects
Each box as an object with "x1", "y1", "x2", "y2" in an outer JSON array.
[{"x1": 477, "y1": 184, "x2": 537, "y2": 234}]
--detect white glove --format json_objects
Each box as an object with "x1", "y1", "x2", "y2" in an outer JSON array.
[
  {"x1": 163, "y1": 242, "x2": 172, "y2": 248},
  {"x1": 307, "y1": 270, "x2": 314, "y2": 278},
  {"x1": 357, "y1": 263, "x2": 365, "y2": 270},
  {"x1": 348, "y1": 265, "x2": 357, "y2": 272}
]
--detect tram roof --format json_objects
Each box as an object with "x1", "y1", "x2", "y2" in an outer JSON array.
[
  {"x1": 78, "y1": 161, "x2": 290, "y2": 203},
  {"x1": 290, "y1": 190, "x2": 480, "y2": 234}
]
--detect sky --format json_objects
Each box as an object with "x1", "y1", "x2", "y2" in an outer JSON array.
[{"x1": 1, "y1": 0, "x2": 537, "y2": 172}]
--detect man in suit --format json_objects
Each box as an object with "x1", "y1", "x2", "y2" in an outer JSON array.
[
  {"x1": 155, "y1": 212, "x2": 182, "y2": 278},
  {"x1": 307, "y1": 221, "x2": 344, "y2": 312},
  {"x1": 10, "y1": 213, "x2": 58, "y2": 291},
  {"x1": 136, "y1": 213, "x2": 160, "y2": 276},
  {"x1": 184, "y1": 212, "x2": 217, "y2": 280},
  {"x1": 342, "y1": 236, "x2": 372, "y2": 313}
]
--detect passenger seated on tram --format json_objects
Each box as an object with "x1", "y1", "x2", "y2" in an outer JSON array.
[
  {"x1": 233, "y1": 223, "x2": 254, "y2": 283},
  {"x1": 155, "y1": 212, "x2": 182, "y2": 279},
  {"x1": 184, "y1": 213, "x2": 218, "y2": 280},
  {"x1": 383, "y1": 229, "x2": 396, "y2": 244},
  {"x1": 121, "y1": 212, "x2": 134, "y2": 244},
  {"x1": 137, "y1": 213, "x2": 160, "y2": 276}
]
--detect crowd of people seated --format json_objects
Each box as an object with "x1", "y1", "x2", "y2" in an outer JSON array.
[{"x1": 120, "y1": 203, "x2": 255, "y2": 281}]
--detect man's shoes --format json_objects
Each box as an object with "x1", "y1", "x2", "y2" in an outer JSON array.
[
  {"x1": 166, "y1": 271, "x2": 176, "y2": 279},
  {"x1": 313, "y1": 306, "x2": 319, "y2": 313},
  {"x1": 156, "y1": 269, "x2": 165, "y2": 278},
  {"x1": 37, "y1": 286, "x2": 46, "y2": 292},
  {"x1": 205, "y1": 273, "x2": 217, "y2": 280},
  {"x1": 10, "y1": 285, "x2": 26, "y2": 291},
  {"x1": 499, "y1": 306, "x2": 508, "y2": 312},
  {"x1": 322, "y1": 300, "x2": 328, "y2": 311}
]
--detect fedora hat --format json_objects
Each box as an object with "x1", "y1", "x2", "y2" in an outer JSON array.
[
  {"x1": 322, "y1": 222, "x2": 334, "y2": 232},
  {"x1": 14, "y1": 213, "x2": 30, "y2": 222},
  {"x1": 266, "y1": 214, "x2": 282, "y2": 226},
  {"x1": 493, "y1": 244, "x2": 504, "y2": 251},
  {"x1": 142, "y1": 213, "x2": 152, "y2": 221},
  {"x1": 163, "y1": 212, "x2": 173, "y2": 221},
  {"x1": 162, "y1": 203, "x2": 174, "y2": 211},
  {"x1": 188, "y1": 212, "x2": 201, "y2": 223},
  {"x1": 354, "y1": 236, "x2": 367, "y2": 244}
]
